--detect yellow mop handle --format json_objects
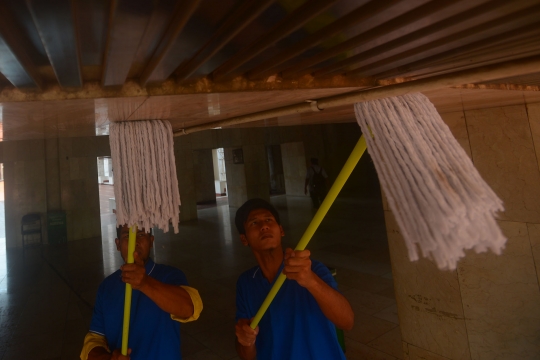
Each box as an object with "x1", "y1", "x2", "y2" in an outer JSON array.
[
  {"x1": 122, "y1": 225, "x2": 137, "y2": 355},
  {"x1": 250, "y1": 136, "x2": 367, "y2": 329}
]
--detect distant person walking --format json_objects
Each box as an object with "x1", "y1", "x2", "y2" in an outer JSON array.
[{"x1": 304, "y1": 158, "x2": 328, "y2": 209}]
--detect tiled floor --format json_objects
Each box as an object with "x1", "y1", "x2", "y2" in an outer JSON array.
[{"x1": 0, "y1": 194, "x2": 401, "y2": 360}]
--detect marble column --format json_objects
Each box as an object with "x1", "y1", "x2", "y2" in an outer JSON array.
[
  {"x1": 3, "y1": 139, "x2": 47, "y2": 248},
  {"x1": 174, "y1": 135, "x2": 197, "y2": 222},
  {"x1": 57, "y1": 137, "x2": 101, "y2": 241},
  {"x1": 281, "y1": 142, "x2": 306, "y2": 196},
  {"x1": 224, "y1": 147, "x2": 247, "y2": 208},
  {"x1": 388, "y1": 103, "x2": 540, "y2": 359},
  {"x1": 224, "y1": 143, "x2": 270, "y2": 207},
  {"x1": 192, "y1": 149, "x2": 217, "y2": 203}
]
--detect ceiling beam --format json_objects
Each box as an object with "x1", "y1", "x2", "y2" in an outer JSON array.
[
  {"x1": 240, "y1": 0, "x2": 403, "y2": 80},
  {"x1": 27, "y1": 0, "x2": 82, "y2": 87},
  {"x1": 102, "y1": 0, "x2": 153, "y2": 87},
  {"x1": 173, "y1": 0, "x2": 275, "y2": 82},
  {"x1": 313, "y1": 0, "x2": 512, "y2": 77},
  {"x1": 375, "y1": 22, "x2": 540, "y2": 80},
  {"x1": 282, "y1": 0, "x2": 462, "y2": 78},
  {"x1": 139, "y1": 0, "x2": 201, "y2": 86},
  {"x1": 0, "y1": 2, "x2": 43, "y2": 88},
  {"x1": 453, "y1": 83, "x2": 540, "y2": 91},
  {"x1": 211, "y1": 0, "x2": 346, "y2": 81},
  {"x1": 0, "y1": 74, "x2": 374, "y2": 103},
  {"x1": 346, "y1": 5, "x2": 540, "y2": 77}
]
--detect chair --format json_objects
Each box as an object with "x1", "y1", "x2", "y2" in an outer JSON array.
[{"x1": 21, "y1": 213, "x2": 42, "y2": 248}]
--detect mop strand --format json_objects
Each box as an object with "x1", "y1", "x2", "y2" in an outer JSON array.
[
  {"x1": 109, "y1": 120, "x2": 181, "y2": 233},
  {"x1": 354, "y1": 93, "x2": 506, "y2": 270}
]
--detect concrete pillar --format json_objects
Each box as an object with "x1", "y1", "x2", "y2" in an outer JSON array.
[
  {"x1": 281, "y1": 142, "x2": 306, "y2": 196},
  {"x1": 3, "y1": 139, "x2": 47, "y2": 248},
  {"x1": 224, "y1": 147, "x2": 270, "y2": 207},
  {"x1": 192, "y1": 149, "x2": 216, "y2": 203},
  {"x1": 45, "y1": 138, "x2": 61, "y2": 211},
  {"x1": 58, "y1": 137, "x2": 101, "y2": 241},
  {"x1": 224, "y1": 147, "x2": 247, "y2": 208},
  {"x1": 174, "y1": 136, "x2": 197, "y2": 221},
  {"x1": 244, "y1": 144, "x2": 270, "y2": 202},
  {"x1": 387, "y1": 104, "x2": 540, "y2": 359}
]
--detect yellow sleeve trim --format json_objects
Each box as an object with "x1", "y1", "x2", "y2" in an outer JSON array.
[
  {"x1": 80, "y1": 332, "x2": 109, "y2": 360},
  {"x1": 171, "y1": 285, "x2": 203, "y2": 323}
]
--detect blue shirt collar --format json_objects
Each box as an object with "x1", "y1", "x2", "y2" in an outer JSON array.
[{"x1": 253, "y1": 261, "x2": 285, "y2": 285}]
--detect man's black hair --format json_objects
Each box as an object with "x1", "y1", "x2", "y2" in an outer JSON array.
[
  {"x1": 116, "y1": 224, "x2": 153, "y2": 239},
  {"x1": 235, "y1": 198, "x2": 281, "y2": 235},
  {"x1": 310, "y1": 157, "x2": 319, "y2": 165}
]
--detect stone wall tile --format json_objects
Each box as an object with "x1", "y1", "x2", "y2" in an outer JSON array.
[
  {"x1": 527, "y1": 223, "x2": 540, "y2": 289},
  {"x1": 14, "y1": 162, "x2": 25, "y2": 184},
  {"x1": 190, "y1": 131, "x2": 216, "y2": 150},
  {"x1": 458, "y1": 220, "x2": 540, "y2": 359},
  {"x1": 405, "y1": 343, "x2": 452, "y2": 360},
  {"x1": 20, "y1": 139, "x2": 45, "y2": 161},
  {"x1": 192, "y1": 149, "x2": 215, "y2": 203},
  {"x1": 45, "y1": 138, "x2": 59, "y2": 160},
  {"x1": 71, "y1": 137, "x2": 96, "y2": 157},
  {"x1": 440, "y1": 111, "x2": 472, "y2": 158},
  {"x1": 385, "y1": 211, "x2": 471, "y2": 360},
  {"x1": 58, "y1": 138, "x2": 72, "y2": 158},
  {"x1": 2, "y1": 142, "x2": 16, "y2": 162},
  {"x1": 524, "y1": 91, "x2": 540, "y2": 105},
  {"x1": 466, "y1": 105, "x2": 540, "y2": 223},
  {"x1": 527, "y1": 102, "x2": 540, "y2": 173},
  {"x1": 461, "y1": 89, "x2": 525, "y2": 112},
  {"x1": 263, "y1": 127, "x2": 280, "y2": 145}
]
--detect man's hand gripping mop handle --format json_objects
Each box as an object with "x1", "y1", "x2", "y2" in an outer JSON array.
[
  {"x1": 122, "y1": 225, "x2": 137, "y2": 355},
  {"x1": 250, "y1": 136, "x2": 367, "y2": 329}
]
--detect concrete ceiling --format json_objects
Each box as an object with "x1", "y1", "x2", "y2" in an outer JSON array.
[{"x1": 0, "y1": 0, "x2": 539, "y2": 141}]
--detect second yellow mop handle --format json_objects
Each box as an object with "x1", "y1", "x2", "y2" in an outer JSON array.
[
  {"x1": 250, "y1": 136, "x2": 367, "y2": 329},
  {"x1": 121, "y1": 225, "x2": 137, "y2": 356}
]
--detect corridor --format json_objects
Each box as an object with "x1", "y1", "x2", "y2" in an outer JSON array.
[{"x1": 0, "y1": 194, "x2": 399, "y2": 359}]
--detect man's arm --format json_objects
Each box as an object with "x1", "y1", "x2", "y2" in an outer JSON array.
[
  {"x1": 88, "y1": 347, "x2": 131, "y2": 360},
  {"x1": 82, "y1": 332, "x2": 130, "y2": 360},
  {"x1": 121, "y1": 252, "x2": 194, "y2": 319},
  {"x1": 283, "y1": 248, "x2": 354, "y2": 330},
  {"x1": 87, "y1": 345, "x2": 110, "y2": 360},
  {"x1": 235, "y1": 319, "x2": 258, "y2": 360}
]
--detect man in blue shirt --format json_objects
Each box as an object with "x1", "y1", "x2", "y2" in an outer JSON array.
[
  {"x1": 80, "y1": 225, "x2": 202, "y2": 360},
  {"x1": 234, "y1": 199, "x2": 354, "y2": 360}
]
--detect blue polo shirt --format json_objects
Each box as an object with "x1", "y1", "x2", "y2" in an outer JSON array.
[
  {"x1": 236, "y1": 260, "x2": 346, "y2": 360},
  {"x1": 89, "y1": 258, "x2": 188, "y2": 360}
]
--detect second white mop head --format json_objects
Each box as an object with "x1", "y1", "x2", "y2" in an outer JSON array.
[
  {"x1": 354, "y1": 93, "x2": 506, "y2": 270},
  {"x1": 109, "y1": 120, "x2": 181, "y2": 233}
]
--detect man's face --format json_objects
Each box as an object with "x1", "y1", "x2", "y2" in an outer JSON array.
[
  {"x1": 240, "y1": 208, "x2": 284, "y2": 252},
  {"x1": 115, "y1": 226, "x2": 154, "y2": 263}
]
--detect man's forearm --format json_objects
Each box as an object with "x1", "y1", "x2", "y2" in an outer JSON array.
[
  {"x1": 139, "y1": 277, "x2": 194, "y2": 319},
  {"x1": 307, "y1": 276, "x2": 354, "y2": 330},
  {"x1": 236, "y1": 338, "x2": 257, "y2": 360},
  {"x1": 88, "y1": 346, "x2": 111, "y2": 360}
]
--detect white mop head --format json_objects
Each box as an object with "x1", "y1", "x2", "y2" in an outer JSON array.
[
  {"x1": 354, "y1": 93, "x2": 506, "y2": 270},
  {"x1": 109, "y1": 120, "x2": 181, "y2": 233}
]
